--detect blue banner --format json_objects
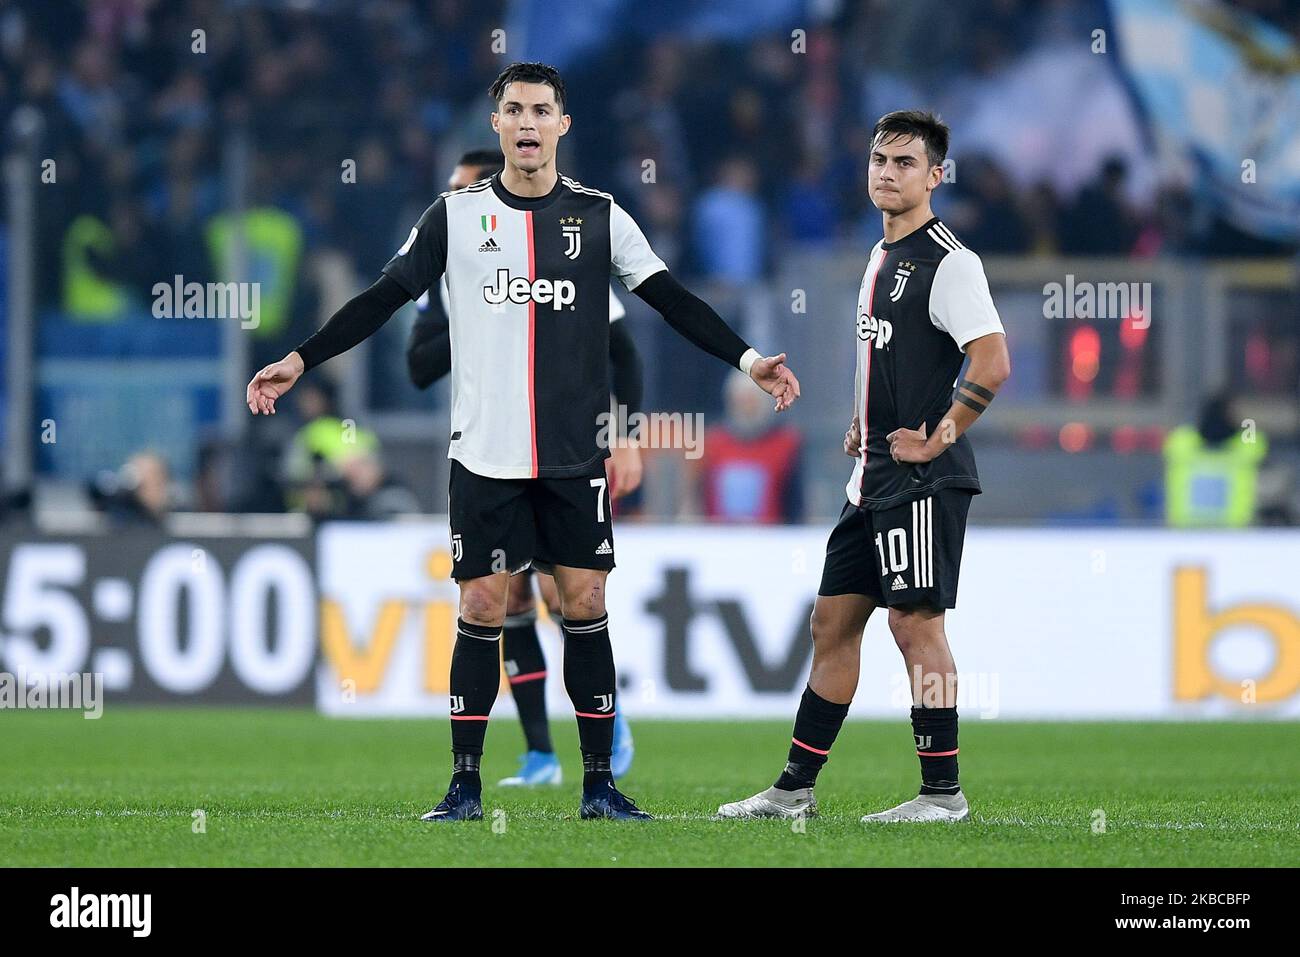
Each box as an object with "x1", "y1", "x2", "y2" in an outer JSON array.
[{"x1": 1111, "y1": 0, "x2": 1300, "y2": 240}]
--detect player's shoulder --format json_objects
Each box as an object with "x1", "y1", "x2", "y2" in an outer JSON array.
[
  {"x1": 440, "y1": 177, "x2": 495, "y2": 207},
  {"x1": 559, "y1": 174, "x2": 616, "y2": 203},
  {"x1": 556, "y1": 175, "x2": 626, "y2": 214},
  {"x1": 922, "y1": 219, "x2": 984, "y2": 267}
]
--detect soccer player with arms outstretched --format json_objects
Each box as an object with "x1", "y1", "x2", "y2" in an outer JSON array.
[
  {"x1": 719, "y1": 111, "x2": 1010, "y2": 824},
  {"x1": 247, "y1": 62, "x2": 800, "y2": 822},
  {"x1": 406, "y1": 147, "x2": 641, "y2": 787}
]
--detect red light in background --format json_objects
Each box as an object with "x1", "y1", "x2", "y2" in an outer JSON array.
[
  {"x1": 1059, "y1": 422, "x2": 1093, "y2": 452},
  {"x1": 1246, "y1": 328, "x2": 1271, "y2": 386},
  {"x1": 1111, "y1": 425, "x2": 1141, "y2": 454},
  {"x1": 1016, "y1": 424, "x2": 1054, "y2": 449},
  {"x1": 1120, "y1": 312, "x2": 1148, "y2": 350},
  {"x1": 1070, "y1": 325, "x2": 1101, "y2": 383}
]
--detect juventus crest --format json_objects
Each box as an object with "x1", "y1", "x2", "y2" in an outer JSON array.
[
  {"x1": 889, "y1": 260, "x2": 916, "y2": 302},
  {"x1": 560, "y1": 216, "x2": 582, "y2": 259}
]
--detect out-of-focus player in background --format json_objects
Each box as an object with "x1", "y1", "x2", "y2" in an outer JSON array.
[
  {"x1": 406, "y1": 148, "x2": 641, "y2": 787},
  {"x1": 719, "y1": 110, "x2": 1010, "y2": 824},
  {"x1": 247, "y1": 62, "x2": 801, "y2": 822}
]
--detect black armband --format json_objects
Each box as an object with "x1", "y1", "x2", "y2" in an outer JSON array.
[
  {"x1": 955, "y1": 392, "x2": 987, "y2": 414},
  {"x1": 959, "y1": 378, "x2": 996, "y2": 402}
]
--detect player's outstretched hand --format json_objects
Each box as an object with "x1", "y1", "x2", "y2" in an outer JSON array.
[
  {"x1": 247, "y1": 351, "x2": 305, "y2": 416},
  {"x1": 844, "y1": 415, "x2": 862, "y2": 457},
  {"x1": 749, "y1": 353, "x2": 801, "y2": 413}
]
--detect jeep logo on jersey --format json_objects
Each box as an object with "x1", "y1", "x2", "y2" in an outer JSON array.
[
  {"x1": 857, "y1": 312, "x2": 893, "y2": 348},
  {"x1": 483, "y1": 269, "x2": 577, "y2": 310},
  {"x1": 561, "y1": 216, "x2": 582, "y2": 259}
]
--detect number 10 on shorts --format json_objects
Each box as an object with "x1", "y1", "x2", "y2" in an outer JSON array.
[{"x1": 874, "y1": 528, "x2": 908, "y2": 573}]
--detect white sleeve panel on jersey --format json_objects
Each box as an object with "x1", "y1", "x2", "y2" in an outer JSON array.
[
  {"x1": 609, "y1": 202, "x2": 667, "y2": 292},
  {"x1": 608, "y1": 286, "x2": 625, "y2": 323},
  {"x1": 928, "y1": 247, "x2": 1005, "y2": 352}
]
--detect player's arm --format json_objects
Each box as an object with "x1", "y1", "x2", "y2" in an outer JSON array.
[
  {"x1": 246, "y1": 275, "x2": 410, "y2": 414},
  {"x1": 632, "y1": 270, "x2": 799, "y2": 411},
  {"x1": 610, "y1": 201, "x2": 798, "y2": 412},
  {"x1": 889, "y1": 333, "x2": 1010, "y2": 462},
  {"x1": 248, "y1": 198, "x2": 448, "y2": 415},
  {"x1": 887, "y1": 248, "x2": 1010, "y2": 463},
  {"x1": 406, "y1": 291, "x2": 451, "y2": 390}
]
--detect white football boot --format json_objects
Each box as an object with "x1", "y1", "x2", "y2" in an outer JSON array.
[
  {"x1": 717, "y1": 785, "x2": 817, "y2": 820},
  {"x1": 860, "y1": 790, "x2": 970, "y2": 823}
]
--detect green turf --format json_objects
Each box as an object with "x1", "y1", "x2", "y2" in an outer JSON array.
[{"x1": 1, "y1": 709, "x2": 1295, "y2": 866}]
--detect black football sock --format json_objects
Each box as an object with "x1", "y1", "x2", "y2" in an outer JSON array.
[
  {"x1": 775, "y1": 685, "x2": 851, "y2": 791},
  {"x1": 503, "y1": 609, "x2": 553, "y2": 754},
  {"x1": 911, "y1": 705, "x2": 960, "y2": 795},
  {"x1": 448, "y1": 618, "x2": 502, "y2": 794},
  {"x1": 561, "y1": 614, "x2": 617, "y2": 792}
]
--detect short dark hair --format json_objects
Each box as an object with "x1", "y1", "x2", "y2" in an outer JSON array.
[
  {"x1": 489, "y1": 62, "x2": 566, "y2": 113},
  {"x1": 458, "y1": 149, "x2": 505, "y2": 175},
  {"x1": 871, "y1": 110, "x2": 949, "y2": 169}
]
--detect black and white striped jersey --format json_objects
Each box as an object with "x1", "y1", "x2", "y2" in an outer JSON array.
[
  {"x1": 383, "y1": 172, "x2": 665, "y2": 479},
  {"x1": 846, "y1": 217, "x2": 1005, "y2": 510}
]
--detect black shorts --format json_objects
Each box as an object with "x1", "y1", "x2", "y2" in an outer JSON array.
[
  {"x1": 448, "y1": 460, "x2": 615, "y2": 581},
  {"x1": 818, "y1": 490, "x2": 973, "y2": 609}
]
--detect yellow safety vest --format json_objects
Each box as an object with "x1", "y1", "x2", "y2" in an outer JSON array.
[
  {"x1": 1163, "y1": 424, "x2": 1267, "y2": 527},
  {"x1": 62, "y1": 215, "x2": 128, "y2": 321}
]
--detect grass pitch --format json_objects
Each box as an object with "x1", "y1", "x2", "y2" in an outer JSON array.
[{"x1": 1, "y1": 709, "x2": 1295, "y2": 867}]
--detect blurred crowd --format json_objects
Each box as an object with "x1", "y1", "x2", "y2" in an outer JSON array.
[
  {"x1": 1, "y1": 0, "x2": 1297, "y2": 526},
  {"x1": 6, "y1": 0, "x2": 1298, "y2": 326}
]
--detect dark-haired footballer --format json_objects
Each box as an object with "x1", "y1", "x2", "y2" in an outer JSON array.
[
  {"x1": 407, "y1": 147, "x2": 639, "y2": 789},
  {"x1": 719, "y1": 110, "x2": 1010, "y2": 824},
  {"x1": 247, "y1": 62, "x2": 801, "y2": 822}
]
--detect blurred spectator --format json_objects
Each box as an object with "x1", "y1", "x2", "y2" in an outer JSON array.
[
  {"x1": 339, "y1": 450, "x2": 421, "y2": 521},
  {"x1": 90, "y1": 450, "x2": 172, "y2": 527},
  {"x1": 282, "y1": 378, "x2": 378, "y2": 514},
  {"x1": 693, "y1": 157, "x2": 765, "y2": 284},
  {"x1": 1163, "y1": 395, "x2": 1269, "y2": 528},
  {"x1": 946, "y1": 155, "x2": 1030, "y2": 253},
  {"x1": 781, "y1": 154, "x2": 837, "y2": 246},
  {"x1": 691, "y1": 372, "x2": 803, "y2": 524},
  {"x1": 1060, "y1": 157, "x2": 1140, "y2": 256}
]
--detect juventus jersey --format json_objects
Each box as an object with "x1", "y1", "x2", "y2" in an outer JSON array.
[
  {"x1": 847, "y1": 217, "x2": 1005, "y2": 510},
  {"x1": 383, "y1": 172, "x2": 665, "y2": 479}
]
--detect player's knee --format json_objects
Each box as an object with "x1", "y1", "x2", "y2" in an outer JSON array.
[
  {"x1": 559, "y1": 574, "x2": 606, "y2": 620},
  {"x1": 809, "y1": 606, "x2": 852, "y2": 651},
  {"x1": 460, "y1": 581, "x2": 506, "y2": 627},
  {"x1": 888, "y1": 608, "x2": 933, "y2": 652},
  {"x1": 545, "y1": 595, "x2": 563, "y2": 619}
]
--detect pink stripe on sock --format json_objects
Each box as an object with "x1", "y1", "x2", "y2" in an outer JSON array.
[
  {"x1": 918, "y1": 748, "x2": 959, "y2": 756},
  {"x1": 574, "y1": 711, "x2": 616, "y2": 719},
  {"x1": 509, "y1": 670, "x2": 547, "y2": 685},
  {"x1": 792, "y1": 737, "x2": 830, "y2": 756},
  {"x1": 449, "y1": 715, "x2": 490, "y2": 721}
]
